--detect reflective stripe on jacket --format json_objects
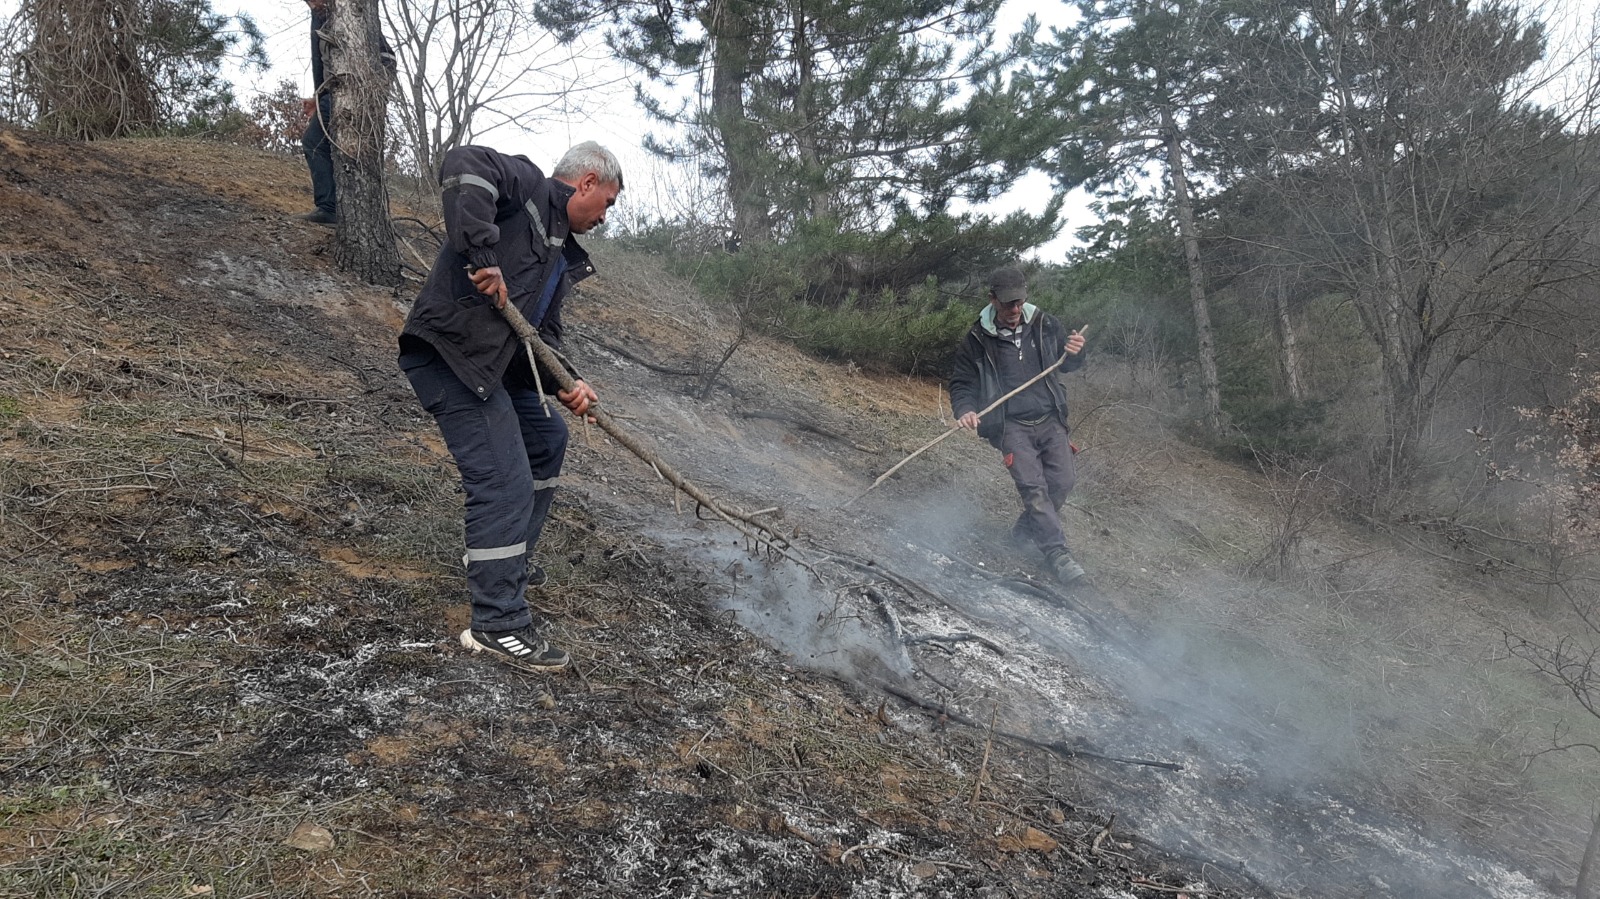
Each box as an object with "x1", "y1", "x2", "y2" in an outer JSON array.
[{"x1": 400, "y1": 146, "x2": 595, "y2": 400}]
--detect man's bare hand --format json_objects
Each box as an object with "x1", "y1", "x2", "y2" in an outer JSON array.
[
  {"x1": 1066, "y1": 329, "x2": 1086, "y2": 356},
  {"x1": 957, "y1": 411, "x2": 981, "y2": 430},
  {"x1": 559, "y1": 380, "x2": 598, "y2": 419},
  {"x1": 469, "y1": 266, "x2": 509, "y2": 309}
]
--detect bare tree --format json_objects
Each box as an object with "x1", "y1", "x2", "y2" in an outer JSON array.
[
  {"x1": 382, "y1": 0, "x2": 612, "y2": 180},
  {"x1": 323, "y1": 0, "x2": 401, "y2": 285},
  {"x1": 1244, "y1": 0, "x2": 1600, "y2": 504},
  {"x1": 1504, "y1": 361, "x2": 1600, "y2": 898}
]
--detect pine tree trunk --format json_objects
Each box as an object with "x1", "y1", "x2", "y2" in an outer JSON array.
[
  {"x1": 1162, "y1": 107, "x2": 1222, "y2": 438},
  {"x1": 323, "y1": 0, "x2": 401, "y2": 286},
  {"x1": 1274, "y1": 271, "x2": 1305, "y2": 402},
  {"x1": 706, "y1": 0, "x2": 769, "y2": 245},
  {"x1": 1577, "y1": 805, "x2": 1599, "y2": 899}
]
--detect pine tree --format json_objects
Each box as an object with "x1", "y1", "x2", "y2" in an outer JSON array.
[
  {"x1": 538, "y1": 0, "x2": 1066, "y2": 292},
  {"x1": 322, "y1": 0, "x2": 402, "y2": 286},
  {"x1": 1025, "y1": 0, "x2": 1254, "y2": 438}
]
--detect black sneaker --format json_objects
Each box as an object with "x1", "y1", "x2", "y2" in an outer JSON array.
[
  {"x1": 299, "y1": 208, "x2": 338, "y2": 226},
  {"x1": 459, "y1": 625, "x2": 570, "y2": 671},
  {"x1": 1046, "y1": 550, "x2": 1086, "y2": 585}
]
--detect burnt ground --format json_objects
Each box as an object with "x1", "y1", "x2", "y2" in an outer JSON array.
[{"x1": 1, "y1": 128, "x2": 1595, "y2": 899}]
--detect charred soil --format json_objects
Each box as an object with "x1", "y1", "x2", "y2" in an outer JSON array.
[{"x1": 0, "y1": 129, "x2": 1592, "y2": 899}]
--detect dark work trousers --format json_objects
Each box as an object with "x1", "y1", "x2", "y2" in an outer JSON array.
[
  {"x1": 999, "y1": 416, "x2": 1077, "y2": 555},
  {"x1": 302, "y1": 94, "x2": 336, "y2": 214},
  {"x1": 401, "y1": 345, "x2": 567, "y2": 633}
]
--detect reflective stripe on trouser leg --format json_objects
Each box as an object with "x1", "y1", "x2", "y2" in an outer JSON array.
[{"x1": 402, "y1": 349, "x2": 535, "y2": 633}]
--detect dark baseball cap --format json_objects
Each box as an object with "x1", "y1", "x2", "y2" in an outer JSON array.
[{"x1": 989, "y1": 264, "x2": 1028, "y2": 303}]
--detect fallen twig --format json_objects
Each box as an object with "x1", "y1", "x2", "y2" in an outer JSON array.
[
  {"x1": 863, "y1": 585, "x2": 915, "y2": 672},
  {"x1": 1092, "y1": 815, "x2": 1115, "y2": 852},
  {"x1": 173, "y1": 427, "x2": 306, "y2": 457},
  {"x1": 839, "y1": 842, "x2": 977, "y2": 871},
  {"x1": 905, "y1": 632, "x2": 1007, "y2": 656},
  {"x1": 737, "y1": 409, "x2": 879, "y2": 453},
  {"x1": 1128, "y1": 877, "x2": 1197, "y2": 894},
  {"x1": 970, "y1": 705, "x2": 997, "y2": 805},
  {"x1": 570, "y1": 325, "x2": 701, "y2": 377}
]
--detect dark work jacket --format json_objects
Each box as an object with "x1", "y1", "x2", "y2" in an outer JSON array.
[
  {"x1": 399, "y1": 145, "x2": 595, "y2": 399},
  {"x1": 948, "y1": 304, "x2": 1084, "y2": 447}
]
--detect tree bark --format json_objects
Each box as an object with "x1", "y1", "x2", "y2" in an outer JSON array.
[
  {"x1": 705, "y1": 0, "x2": 769, "y2": 245},
  {"x1": 1271, "y1": 268, "x2": 1305, "y2": 402},
  {"x1": 1578, "y1": 805, "x2": 1600, "y2": 899},
  {"x1": 324, "y1": 0, "x2": 402, "y2": 286},
  {"x1": 1162, "y1": 106, "x2": 1222, "y2": 438},
  {"x1": 790, "y1": 5, "x2": 829, "y2": 222}
]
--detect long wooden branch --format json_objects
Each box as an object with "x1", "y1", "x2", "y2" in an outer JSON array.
[
  {"x1": 842, "y1": 325, "x2": 1087, "y2": 508},
  {"x1": 497, "y1": 302, "x2": 808, "y2": 569}
]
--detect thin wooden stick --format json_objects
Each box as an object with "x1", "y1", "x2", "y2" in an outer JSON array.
[
  {"x1": 842, "y1": 325, "x2": 1087, "y2": 507},
  {"x1": 970, "y1": 705, "x2": 998, "y2": 806}
]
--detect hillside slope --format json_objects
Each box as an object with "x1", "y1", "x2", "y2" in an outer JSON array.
[{"x1": 0, "y1": 129, "x2": 1592, "y2": 899}]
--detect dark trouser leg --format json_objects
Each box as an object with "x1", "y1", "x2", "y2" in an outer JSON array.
[
  {"x1": 1000, "y1": 420, "x2": 1069, "y2": 555},
  {"x1": 1037, "y1": 418, "x2": 1077, "y2": 513},
  {"x1": 301, "y1": 95, "x2": 336, "y2": 214},
  {"x1": 508, "y1": 387, "x2": 568, "y2": 564},
  {"x1": 402, "y1": 347, "x2": 533, "y2": 633}
]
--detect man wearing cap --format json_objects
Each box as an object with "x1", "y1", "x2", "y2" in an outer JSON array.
[
  {"x1": 398, "y1": 141, "x2": 622, "y2": 671},
  {"x1": 948, "y1": 264, "x2": 1088, "y2": 584}
]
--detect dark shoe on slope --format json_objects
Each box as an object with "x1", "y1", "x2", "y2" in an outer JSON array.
[
  {"x1": 1046, "y1": 550, "x2": 1085, "y2": 585},
  {"x1": 460, "y1": 625, "x2": 570, "y2": 671}
]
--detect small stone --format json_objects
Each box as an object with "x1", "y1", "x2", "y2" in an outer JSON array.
[{"x1": 283, "y1": 822, "x2": 335, "y2": 852}]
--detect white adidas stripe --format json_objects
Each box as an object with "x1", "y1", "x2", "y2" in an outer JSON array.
[{"x1": 495, "y1": 635, "x2": 536, "y2": 656}]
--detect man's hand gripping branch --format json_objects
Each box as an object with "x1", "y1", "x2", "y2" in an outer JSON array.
[{"x1": 472, "y1": 264, "x2": 598, "y2": 421}]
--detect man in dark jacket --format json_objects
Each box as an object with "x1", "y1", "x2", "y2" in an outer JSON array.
[
  {"x1": 299, "y1": 0, "x2": 394, "y2": 225},
  {"x1": 399, "y1": 141, "x2": 622, "y2": 671},
  {"x1": 949, "y1": 264, "x2": 1088, "y2": 584}
]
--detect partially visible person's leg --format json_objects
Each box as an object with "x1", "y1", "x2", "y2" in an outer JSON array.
[
  {"x1": 402, "y1": 349, "x2": 571, "y2": 670},
  {"x1": 300, "y1": 95, "x2": 337, "y2": 223},
  {"x1": 509, "y1": 388, "x2": 569, "y2": 589},
  {"x1": 1001, "y1": 421, "x2": 1067, "y2": 556},
  {"x1": 1002, "y1": 420, "x2": 1083, "y2": 583},
  {"x1": 1038, "y1": 418, "x2": 1077, "y2": 511},
  {"x1": 402, "y1": 347, "x2": 535, "y2": 633}
]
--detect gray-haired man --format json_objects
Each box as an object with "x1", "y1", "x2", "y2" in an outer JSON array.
[{"x1": 398, "y1": 142, "x2": 622, "y2": 669}]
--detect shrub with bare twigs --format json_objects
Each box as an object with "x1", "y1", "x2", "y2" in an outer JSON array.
[{"x1": 4, "y1": 0, "x2": 264, "y2": 138}]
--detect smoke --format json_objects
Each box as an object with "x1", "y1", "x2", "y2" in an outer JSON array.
[{"x1": 580, "y1": 358, "x2": 1575, "y2": 898}]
